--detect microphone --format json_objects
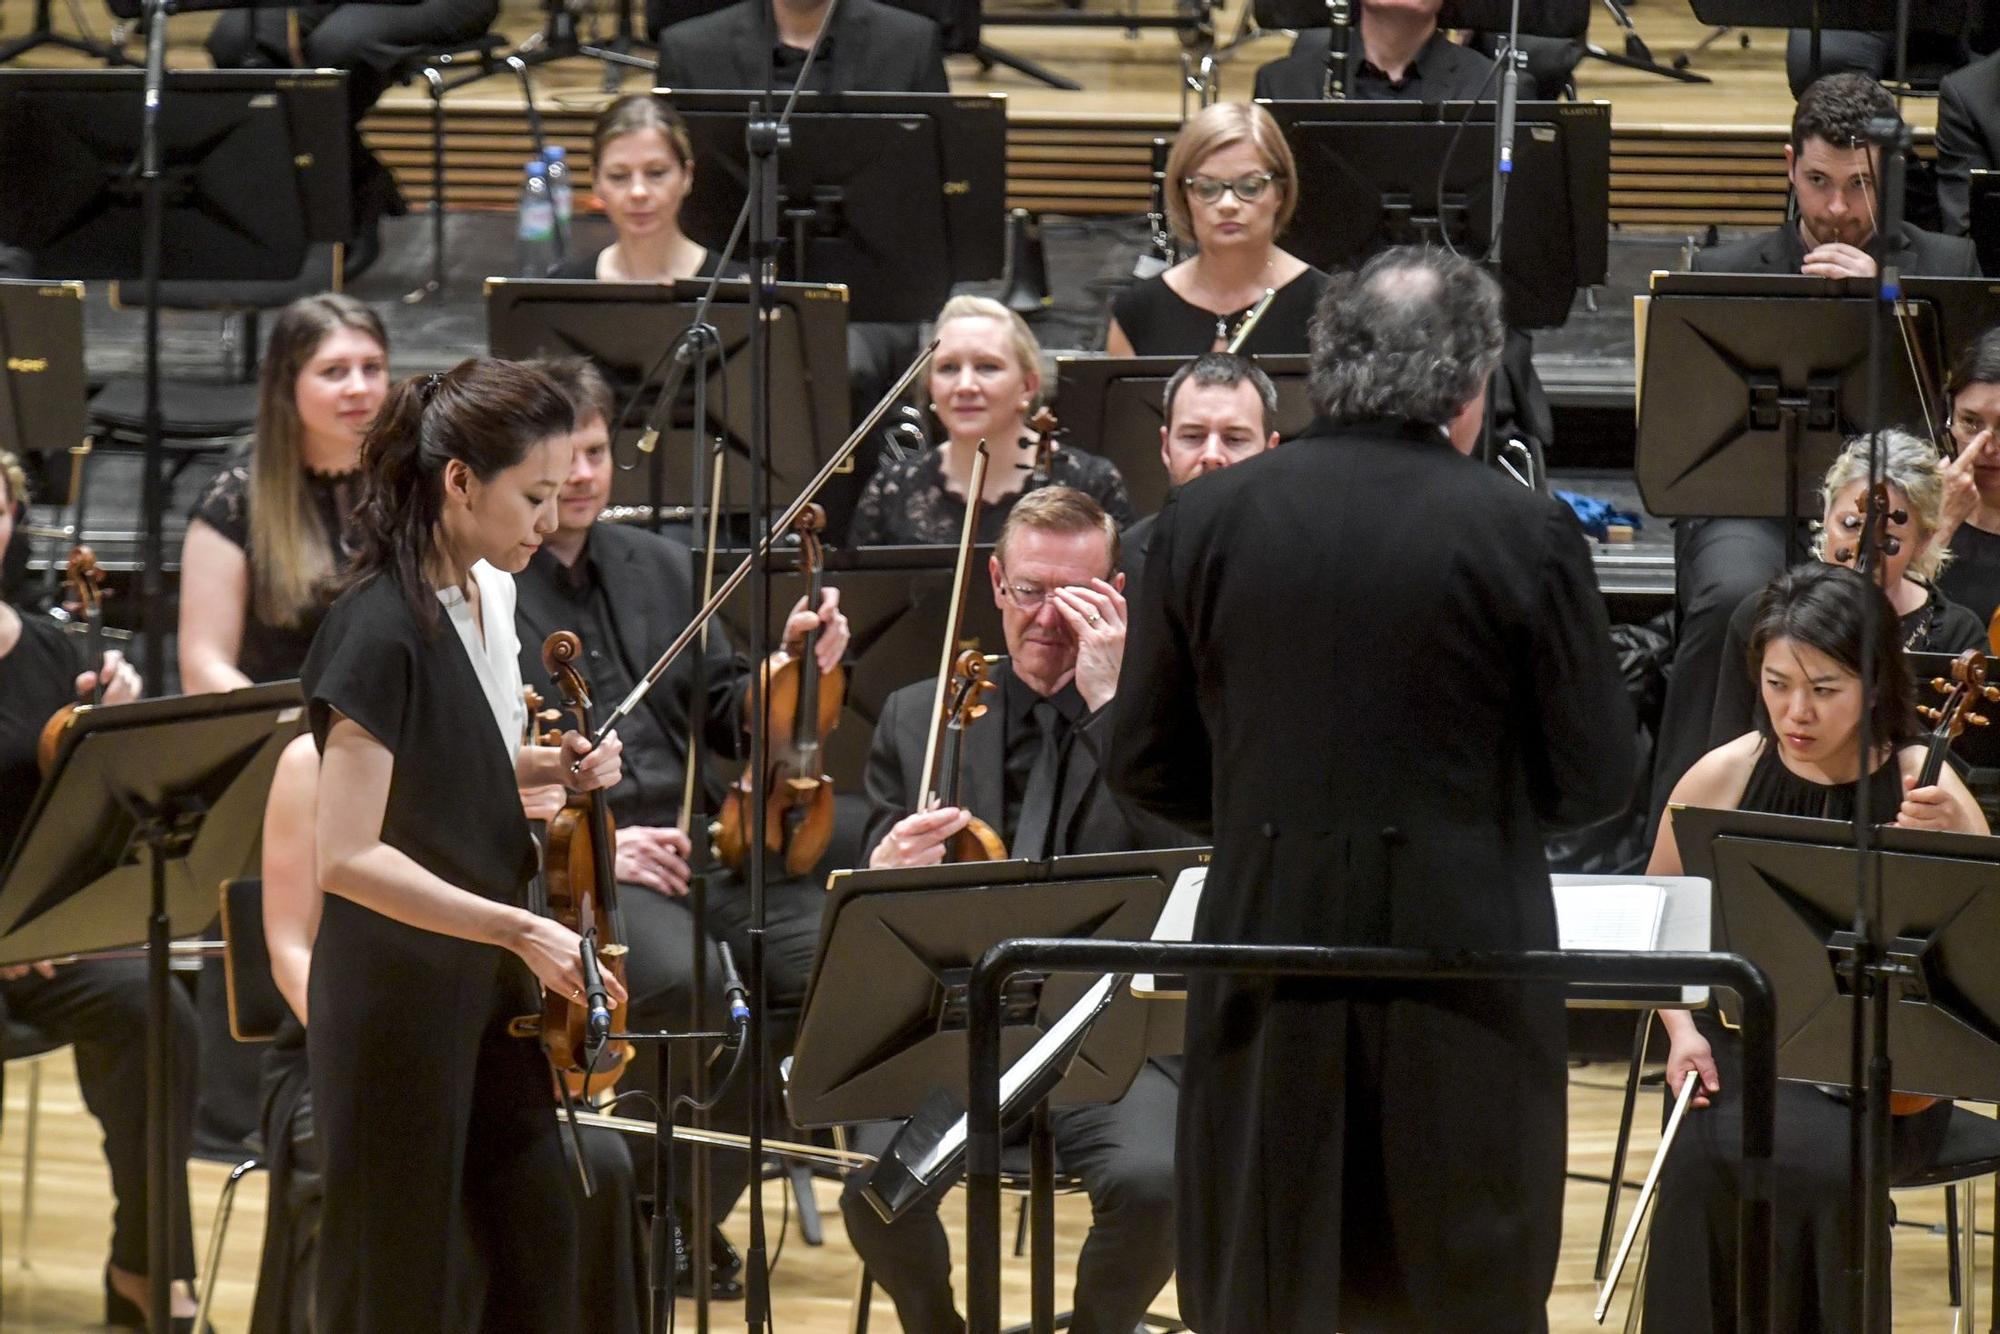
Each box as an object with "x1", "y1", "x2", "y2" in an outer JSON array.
[
  {"x1": 719, "y1": 942, "x2": 751, "y2": 1030},
  {"x1": 579, "y1": 931, "x2": 613, "y2": 1054}
]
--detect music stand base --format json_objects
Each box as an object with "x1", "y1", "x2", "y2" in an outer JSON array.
[{"x1": 973, "y1": 43, "x2": 1084, "y2": 90}]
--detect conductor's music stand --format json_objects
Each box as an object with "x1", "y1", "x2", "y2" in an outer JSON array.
[
  {"x1": 1636, "y1": 274, "x2": 1937, "y2": 531},
  {"x1": 1673, "y1": 805, "x2": 2000, "y2": 1101},
  {"x1": 0, "y1": 682, "x2": 301, "y2": 1326},
  {"x1": 484, "y1": 277, "x2": 850, "y2": 522},
  {"x1": 662, "y1": 91, "x2": 1008, "y2": 323},
  {"x1": 1049, "y1": 355, "x2": 1312, "y2": 518}
]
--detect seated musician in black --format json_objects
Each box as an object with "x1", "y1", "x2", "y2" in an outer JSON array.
[
  {"x1": 1933, "y1": 327, "x2": 2000, "y2": 623},
  {"x1": 1708, "y1": 431, "x2": 1987, "y2": 746},
  {"x1": 1648, "y1": 71, "x2": 1983, "y2": 847},
  {"x1": 842, "y1": 486, "x2": 1181, "y2": 1334},
  {"x1": 0, "y1": 451, "x2": 204, "y2": 1325},
  {"x1": 1122, "y1": 351, "x2": 1280, "y2": 590},
  {"x1": 511, "y1": 358, "x2": 848, "y2": 1291},
  {"x1": 1936, "y1": 48, "x2": 2000, "y2": 236},
  {"x1": 1253, "y1": 0, "x2": 1495, "y2": 102},
  {"x1": 1649, "y1": 562, "x2": 1985, "y2": 1331},
  {"x1": 653, "y1": 0, "x2": 946, "y2": 91}
]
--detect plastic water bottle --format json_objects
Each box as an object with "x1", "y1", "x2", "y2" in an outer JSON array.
[
  {"x1": 517, "y1": 160, "x2": 556, "y2": 277},
  {"x1": 542, "y1": 145, "x2": 574, "y2": 238}
]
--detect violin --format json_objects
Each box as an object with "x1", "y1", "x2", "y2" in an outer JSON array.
[
  {"x1": 1830, "y1": 481, "x2": 1907, "y2": 573},
  {"x1": 534, "y1": 631, "x2": 634, "y2": 1097},
  {"x1": 715, "y1": 504, "x2": 847, "y2": 878},
  {"x1": 36, "y1": 545, "x2": 108, "y2": 774},
  {"x1": 1892, "y1": 648, "x2": 2000, "y2": 1115},
  {"x1": 1022, "y1": 408, "x2": 1066, "y2": 488},
  {"x1": 910, "y1": 440, "x2": 1006, "y2": 864},
  {"x1": 933, "y1": 649, "x2": 1007, "y2": 862}
]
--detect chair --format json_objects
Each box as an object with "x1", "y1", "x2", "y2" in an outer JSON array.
[
  {"x1": 3, "y1": 1018, "x2": 68, "y2": 1267},
  {"x1": 0, "y1": 0, "x2": 131, "y2": 64},
  {"x1": 1890, "y1": 1103, "x2": 2000, "y2": 1332},
  {"x1": 390, "y1": 38, "x2": 548, "y2": 304}
]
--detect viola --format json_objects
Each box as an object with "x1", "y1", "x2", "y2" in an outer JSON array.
[
  {"x1": 36, "y1": 545, "x2": 108, "y2": 774},
  {"x1": 1829, "y1": 481, "x2": 1907, "y2": 573},
  {"x1": 535, "y1": 631, "x2": 634, "y2": 1097},
  {"x1": 1022, "y1": 408, "x2": 1065, "y2": 488},
  {"x1": 715, "y1": 503, "x2": 847, "y2": 878}
]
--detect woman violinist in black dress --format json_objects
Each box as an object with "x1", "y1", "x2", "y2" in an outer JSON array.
[
  {"x1": 302, "y1": 358, "x2": 626, "y2": 1330},
  {"x1": 1647, "y1": 562, "x2": 1986, "y2": 1330}
]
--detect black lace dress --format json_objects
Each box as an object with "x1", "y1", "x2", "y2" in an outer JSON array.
[
  {"x1": 1645, "y1": 741, "x2": 1954, "y2": 1332},
  {"x1": 190, "y1": 463, "x2": 364, "y2": 682},
  {"x1": 847, "y1": 443, "x2": 1133, "y2": 546}
]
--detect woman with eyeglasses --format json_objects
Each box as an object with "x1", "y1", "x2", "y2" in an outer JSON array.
[
  {"x1": 1932, "y1": 327, "x2": 2000, "y2": 627},
  {"x1": 1103, "y1": 101, "x2": 1327, "y2": 359},
  {"x1": 849, "y1": 294, "x2": 1132, "y2": 546}
]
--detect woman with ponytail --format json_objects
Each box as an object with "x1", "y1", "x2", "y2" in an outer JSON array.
[{"x1": 300, "y1": 357, "x2": 625, "y2": 1332}]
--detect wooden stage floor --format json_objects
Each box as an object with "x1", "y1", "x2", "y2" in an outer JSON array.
[{"x1": 0, "y1": 1052, "x2": 1993, "y2": 1331}]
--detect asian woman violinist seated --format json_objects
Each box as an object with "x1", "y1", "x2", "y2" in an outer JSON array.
[
  {"x1": 0, "y1": 451, "x2": 206, "y2": 1329},
  {"x1": 1647, "y1": 560, "x2": 1987, "y2": 1332},
  {"x1": 300, "y1": 358, "x2": 628, "y2": 1332}
]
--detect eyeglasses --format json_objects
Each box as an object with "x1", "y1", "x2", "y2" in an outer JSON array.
[
  {"x1": 1183, "y1": 171, "x2": 1279, "y2": 205},
  {"x1": 1002, "y1": 581, "x2": 1053, "y2": 612}
]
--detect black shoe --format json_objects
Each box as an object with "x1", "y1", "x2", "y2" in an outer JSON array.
[{"x1": 103, "y1": 1269, "x2": 213, "y2": 1332}]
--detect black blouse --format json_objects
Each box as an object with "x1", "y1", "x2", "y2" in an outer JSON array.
[
  {"x1": 0, "y1": 612, "x2": 82, "y2": 859},
  {"x1": 1110, "y1": 266, "x2": 1328, "y2": 358},
  {"x1": 302, "y1": 574, "x2": 536, "y2": 907},
  {"x1": 546, "y1": 245, "x2": 747, "y2": 282},
  {"x1": 847, "y1": 443, "x2": 1134, "y2": 547},
  {"x1": 1941, "y1": 521, "x2": 2000, "y2": 629},
  {"x1": 1740, "y1": 739, "x2": 1907, "y2": 823},
  {"x1": 192, "y1": 463, "x2": 363, "y2": 683}
]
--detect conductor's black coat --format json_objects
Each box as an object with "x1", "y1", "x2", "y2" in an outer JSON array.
[{"x1": 1110, "y1": 418, "x2": 1633, "y2": 1332}]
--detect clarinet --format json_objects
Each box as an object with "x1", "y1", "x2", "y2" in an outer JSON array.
[
  {"x1": 1136, "y1": 136, "x2": 1177, "y2": 278},
  {"x1": 1324, "y1": 0, "x2": 1351, "y2": 99}
]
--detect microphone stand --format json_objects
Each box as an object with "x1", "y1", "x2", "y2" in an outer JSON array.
[
  {"x1": 1846, "y1": 108, "x2": 1911, "y2": 1334},
  {"x1": 1478, "y1": 0, "x2": 1525, "y2": 470}
]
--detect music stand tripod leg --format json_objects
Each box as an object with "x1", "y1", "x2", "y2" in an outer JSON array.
[
  {"x1": 973, "y1": 43, "x2": 1085, "y2": 92},
  {"x1": 1595, "y1": 1011, "x2": 1653, "y2": 1280}
]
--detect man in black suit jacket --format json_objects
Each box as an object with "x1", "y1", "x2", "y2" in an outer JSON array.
[
  {"x1": 514, "y1": 360, "x2": 849, "y2": 1296},
  {"x1": 1938, "y1": 48, "x2": 2000, "y2": 237},
  {"x1": 1122, "y1": 351, "x2": 1280, "y2": 594},
  {"x1": 1111, "y1": 247, "x2": 1632, "y2": 1334},
  {"x1": 842, "y1": 487, "x2": 1181, "y2": 1334},
  {"x1": 1646, "y1": 72, "x2": 1983, "y2": 844},
  {"x1": 654, "y1": 0, "x2": 947, "y2": 92},
  {"x1": 1254, "y1": 0, "x2": 1494, "y2": 101}
]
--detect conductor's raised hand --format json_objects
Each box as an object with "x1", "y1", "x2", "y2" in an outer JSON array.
[
  {"x1": 76, "y1": 650, "x2": 140, "y2": 705},
  {"x1": 1666, "y1": 1024, "x2": 1721, "y2": 1110},
  {"x1": 782, "y1": 587, "x2": 850, "y2": 674},
  {"x1": 1897, "y1": 774, "x2": 1960, "y2": 831},
  {"x1": 510, "y1": 911, "x2": 629, "y2": 1007},
  {"x1": 870, "y1": 805, "x2": 973, "y2": 869},
  {"x1": 560, "y1": 729, "x2": 622, "y2": 794}
]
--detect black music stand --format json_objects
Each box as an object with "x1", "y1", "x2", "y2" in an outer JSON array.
[
  {"x1": 1050, "y1": 355, "x2": 1312, "y2": 517},
  {"x1": 1966, "y1": 170, "x2": 2000, "y2": 280},
  {"x1": 1672, "y1": 805, "x2": 2000, "y2": 1102},
  {"x1": 1258, "y1": 99, "x2": 1609, "y2": 329},
  {"x1": 1688, "y1": 0, "x2": 1972, "y2": 86},
  {"x1": 0, "y1": 682, "x2": 301, "y2": 1328},
  {"x1": 785, "y1": 848, "x2": 1200, "y2": 1130},
  {"x1": 660, "y1": 90, "x2": 1008, "y2": 322},
  {"x1": 485, "y1": 276, "x2": 850, "y2": 521},
  {"x1": 0, "y1": 67, "x2": 349, "y2": 695},
  {"x1": 1636, "y1": 274, "x2": 1938, "y2": 527},
  {"x1": 0, "y1": 279, "x2": 87, "y2": 463}
]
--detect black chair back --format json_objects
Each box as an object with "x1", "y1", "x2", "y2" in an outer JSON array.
[{"x1": 220, "y1": 878, "x2": 285, "y2": 1042}]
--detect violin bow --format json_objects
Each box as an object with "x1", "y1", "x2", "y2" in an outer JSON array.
[{"x1": 917, "y1": 440, "x2": 992, "y2": 811}]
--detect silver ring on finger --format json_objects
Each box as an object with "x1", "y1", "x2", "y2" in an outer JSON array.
[{"x1": 1087, "y1": 613, "x2": 1101, "y2": 626}]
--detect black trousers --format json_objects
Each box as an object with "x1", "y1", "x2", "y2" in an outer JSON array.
[
  {"x1": 310, "y1": 901, "x2": 579, "y2": 1333},
  {"x1": 0, "y1": 957, "x2": 199, "y2": 1279},
  {"x1": 1647, "y1": 517, "x2": 1792, "y2": 844},
  {"x1": 839, "y1": 1061, "x2": 1179, "y2": 1334},
  {"x1": 1645, "y1": 1015, "x2": 1952, "y2": 1333}
]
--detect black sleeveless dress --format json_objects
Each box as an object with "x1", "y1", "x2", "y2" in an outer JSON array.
[{"x1": 1644, "y1": 742, "x2": 1953, "y2": 1333}]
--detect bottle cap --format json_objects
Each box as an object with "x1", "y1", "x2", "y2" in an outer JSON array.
[
  {"x1": 545, "y1": 145, "x2": 567, "y2": 161},
  {"x1": 526, "y1": 160, "x2": 547, "y2": 176}
]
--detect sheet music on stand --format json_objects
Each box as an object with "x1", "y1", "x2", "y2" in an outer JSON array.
[{"x1": 1553, "y1": 880, "x2": 1666, "y2": 952}]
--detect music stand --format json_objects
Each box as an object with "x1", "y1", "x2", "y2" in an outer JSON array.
[
  {"x1": 0, "y1": 279, "x2": 86, "y2": 462},
  {"x1": 1688, "y1": 0, "x2": 1972, "y2": 86},
  {"x1": 785, "y1": 848, "x2": 1201, "y2": 1128},
  {"x1": 1257, "y1": 99, "x2": 1608, "y2": 328},
  {"x1": 1050, "y1": 355, "x2": 1312, "y2": 517},
  {"x1": 660, "y1": 90, "x2": 1008, "y2": 323},
  {"x1": 1964, "y1": 171, "x2": 2000, "y2": 284},
  {"x1": 1672, "y1": 805, "x2": 2000, "y2": 1101},
  {"x1": 0, "y1": 69, "x2": 350, "y2": 281},
  {"x1": 485, "y1": 276, "x2": 850, "y2": 520},
  {"x1": 1636, "y1": 274, "x2": 1937, "y2": 524},
  {"x1": 0, "y1": 682, "x2": 300, "y2": 1328}
]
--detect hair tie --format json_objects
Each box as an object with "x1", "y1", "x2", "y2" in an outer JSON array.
[{"x1": 421, "y1": 371, "x2": 443, "y2": 403}]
